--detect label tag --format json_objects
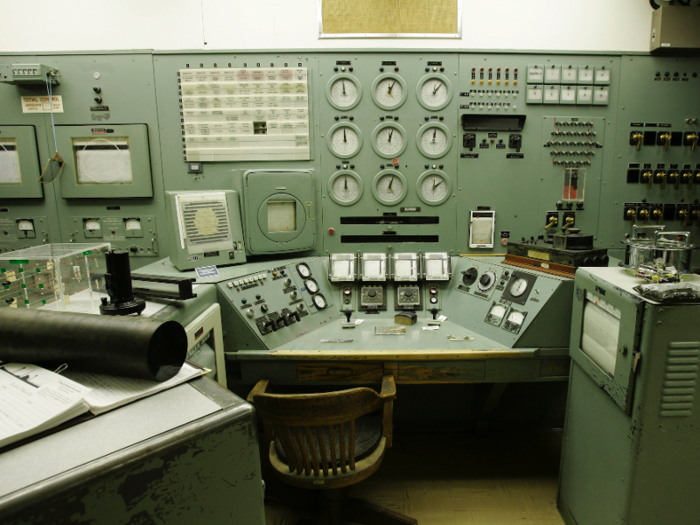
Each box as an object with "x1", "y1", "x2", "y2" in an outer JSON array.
[
  {"x1": 21, "y1": 95, "x2": 63, "y2": 113},
  {"x1": 195, "y1": 265, "x2": 220, "y2": 279}
]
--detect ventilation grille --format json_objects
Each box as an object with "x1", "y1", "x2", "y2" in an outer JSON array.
[{"x1": 660, "y1": 343, "x2": 699, "y2": 418}]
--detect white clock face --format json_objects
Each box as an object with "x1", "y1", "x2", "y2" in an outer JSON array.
[
  {"x1": 330, "y1": 126, "x2": 360, "y2": 157},
  {"x1": 509, "y1": 277, "x2": 529, "y2": 297},
  {"x1": 331, "y1": 173, "x2": 361, "y2": 204},
  {"x1": 305, "y1": 278, "x2": 319, "y2": 294},
  {"x1": 375, "y1": 126, "x2": 404, "y2": 157},
  {"x1": 419, "y1": 126, "x2": 449, "y2": 157},
  {"x1": 420, "y1": 173, "x2": 448, "y2": 203},
  {"x1": 420, "y1": 79, "x2": 448, "y2": 108},
  {"x1": 374, "y1": 77, "x2": 404, "y2": 109},
  {"x1": 375, "y1": 173, "x2": 404, "y2": 204},
  {"x1": 329, "y1": 77, "x2": 359, "y2": 108}
]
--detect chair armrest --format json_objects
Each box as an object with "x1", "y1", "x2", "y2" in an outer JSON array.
[
  {"x1": 379, "y1": 375, "x2": 396, "y2": 402},
  {"x1": 247, "y1": 379, "x2": 270, "y2": 404}
]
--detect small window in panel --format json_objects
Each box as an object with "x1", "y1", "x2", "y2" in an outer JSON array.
[
  {"x1": 73, "y1": 138, "x2": 133, "y2": 184},
  {"x1": 267, "y1": 199, "x2": 297, "y2": 233},
  {"x1": 0, "y1": 139, "x2": 21, "y2": 185},
  {"x1": 361, "y1": 253, "x2": 387, "y2": 281},
  {"x1": 423, "y1": 252, "x2": 451, "y2": 281},
  {"x1": 329, "y1": 253, "x2": 356, "y2": 282},
  {"x1": 393, "y1": 253, "x2": 419, "y2": 281}
]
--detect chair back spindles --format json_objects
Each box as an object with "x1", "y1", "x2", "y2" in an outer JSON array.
[
  {"x1": 349, "y1": 419, "x2": 356, "y2": 470},
  {"x1": 316, "y1": 427, "x2": 329, "y2": 476},
  {"x1": 328, "y1": 424, "x2": 338, "y2": 475}
]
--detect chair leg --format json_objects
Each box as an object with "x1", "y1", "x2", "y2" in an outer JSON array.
[
  {"x1": 319, "y1": 490, "x2": 344, "y2": 525},
  {"x1": 341, "y1": 497, "x2": 418, "y2": 525}
]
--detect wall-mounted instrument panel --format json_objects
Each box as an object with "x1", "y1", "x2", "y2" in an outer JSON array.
[{"x1": 0, "y1": 50, "x2": 698, "y2": 269}]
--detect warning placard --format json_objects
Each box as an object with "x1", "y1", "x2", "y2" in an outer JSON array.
[{"x1": 21, "y1": 95, "x2": 64, "y2": 113}]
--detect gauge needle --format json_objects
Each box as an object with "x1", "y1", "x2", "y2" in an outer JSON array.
[
  {"x1": 432, "y1": 129, "x2": 437, "y2": 142},
  {"x1": 342, "y1": 80, "x2": 346, "y2": 95},
  {"x1": 432, "y1": 178, "x2": 443, "y2": 190},
  {"x1": 343, "y1": 128, "x2": 347, "y2": 142},
  {"x1": 388, "y1": 81, "x2": 395, "y2": 99},
  {"x1": 344, "y1": 175, "x2": 348, "y2": 190},
  {"x1": 388, "y1": 129, "x2": 394, "y2": 143},
  {"x1": 433, "y1": 83, "x2": 441, "y2": 95},
  {"x1": 388, "y1": 175, "x2": 395, "y2": 193}
]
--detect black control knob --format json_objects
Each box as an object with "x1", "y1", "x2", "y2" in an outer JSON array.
[
  {"x1": 284, "y1": 278, "x2": 292, "y2": 287},
  {"x1": 93, "y1": 86, "x2": 101, "y2": 93},
  {"x1": 368, "y1": 289, "x2": 377, "y2": 298},
  {"x1": 404, "y1": 289, "x2": 413, "y2": 297},
  {"x1": 479, "y1": 274, "x2": 490, "y2": 286},
  {"x1": 462, "y1": 267, "x2": 478, "y2": 286},
  {"x1": 94, "y1": 96, "x2": 102, "y2": 104},
  {"x1": 261, "y1": 304, "x2": 269, "y2": 313},
  {"x1": 129, "y1": 245, "x2": 138, "y2": 253}
]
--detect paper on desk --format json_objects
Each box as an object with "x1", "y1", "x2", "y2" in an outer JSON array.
[
  {"x1": 64, "y1": 363, "x2": 205, "y2": 415},
  {"x1": 422, "y1": 325, "x2": 440, "y2": 331},
  {"x1": 0, "y1": 364, "x2": 92, "y2": 448}
]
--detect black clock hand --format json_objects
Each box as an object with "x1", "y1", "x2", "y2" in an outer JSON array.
[
  {"x1": 432, "y1": 129, "x2": 437, "y2": 142},
  {"x1": 433, "y1": 82, "x2": 441, "y2": 95},
  {"x1": 388, "y1": 129, "x2": 393, "y2": 143},
  {"x1": 343, "y1": 128, "x2": 347, "y2": 142},
  {"x1": 342, "y1": 80, "x2": 346, "y2": 95},
  {"x1": 344, "y1": 175, "x2": 348, "y2": 190}
]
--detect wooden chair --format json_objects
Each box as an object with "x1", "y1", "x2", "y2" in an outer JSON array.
[{"x1": 248, "y1": 375, "x2": 417, "y2": 525}]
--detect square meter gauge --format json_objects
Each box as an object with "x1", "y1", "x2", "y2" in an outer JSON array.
[
  {"x1": 526, "y1": 65, "x2": 544, "y2": 83},
  {"x1": 560, "y1": 86, "x2": 577, "y2": 104},
  {"x1": 544, "y1": 66, "x2": 561, "y2": 84},
  {"x1": 485, "y1": 302, "x2": 509, "y2": 327},
  {"x1": 361, "y1": 253, "x2": 387, "y2": 281},
  {"x1": 329, "y1": 253, "x2": 356, "y2": 282},
  {"x1": 500, "y1": 271, "x2": 536, "y2": 305},
  {"x1": 423, "y1": 252, "x2": 451, "y2": 281},
  {"x1": 393, "y1": 253, "x2": 419, "y2": 281},
  {"x1": 543, "y1": 86, "x2": 560, "y2": 104},
  {"x1": 503, "y1": 309, "x2": 527, "y2": 334},
  {"x1": 594, "y1": 68, "x2": 611, "y2": 85},
  {"x1": 561, "y1": 66, "x2": 577, "y2": 84}
]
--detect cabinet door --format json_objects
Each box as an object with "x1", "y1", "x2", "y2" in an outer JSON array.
[{"x1": 0, "y1": 125, "x2": 43, "y2": 199}]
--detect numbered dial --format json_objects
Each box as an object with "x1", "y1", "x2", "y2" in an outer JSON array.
[
  {"x1": 416, "y1": 74, "x2": 452, "y2": 111},
  {"x1": 417, "y1": 170, "x2": 451, "y2": 206},
  {"x1": 328, "y1": 170, "x2": 363, "y2": 206},
  {"x1": 326, "y1": 74, "x2": 362, "y2": 110},
  {"x1": 305, "y1": 278, "x2": 319, "y2": 294},
  {"x1": 416, "y1": 123, "x2": 451, "y2": 158},
  {"x1": 477, "y1": 271, "x2": 496, "y2": 292},
  {"x1": 371, "y1": 74, "x2": 407, "y2": 110},
  {"x1": 508, "y1": 277, "x2": 529, "y2": 297},
  {"x1": 371, "y1": 123, "x2": 407, "y2": 158},
  {"x1": 372, "y1": 170, "x2": 407, "y2": 206},
  {"x1": 312, "y1": 293, "x2": 328, "y2": 309},
  {"x1": 327, "y1": 123, "x2": 362, "y2": 158},
  {"x1": 296, "y1": 263, "x2": 311, "y2": 279}
]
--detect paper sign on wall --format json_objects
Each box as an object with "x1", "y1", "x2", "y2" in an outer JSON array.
[{"x1": 21, "y1": 96, "x2": 64, "y2": 113}]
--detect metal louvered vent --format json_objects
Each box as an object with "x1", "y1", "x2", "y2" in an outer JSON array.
[
  {"x1": 182, "y1": 199, "x2": 230, "y2": 246},
  {"x1": 660, "y1": 343, "x2": 699, "y2": 418}
]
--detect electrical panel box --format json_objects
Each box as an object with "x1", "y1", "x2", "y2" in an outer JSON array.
[
  {"x1": 243, "y1": 170, "x2": 315, "y2": 255},
  {"x1": 55, "y1": 124, "x2": 153, "y2": 199},
  {"x1": 168, "y1": 190, "x2": 246, "y2": 271},
  {"x1": 0, "y1": 126, "x2": 43, "y2": 199},
  {"x1": 651, "y1": 6, "x2": 700, "y2": 52},
  {"x1": 0, "y1": 64, "x2": 59, "y2": 85}
]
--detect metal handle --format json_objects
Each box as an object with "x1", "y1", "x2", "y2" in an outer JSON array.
[
  {"x1": 653, "y1": 230, "x2": 691, "y2": 247},
  {"x1": 631, "y1": 224, "x2": 664, "y2": 240}
]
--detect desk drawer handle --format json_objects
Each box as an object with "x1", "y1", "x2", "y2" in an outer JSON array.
[{"x1": 326, "y1": 367, "x2": 354, "y2": 376}]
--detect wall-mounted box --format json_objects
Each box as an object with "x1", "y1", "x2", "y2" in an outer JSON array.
[
  {"x1": 651, "y1": 6, "x2": 700, "y2": 52},
  {"x1": 0, "y1": 126, "x2": 43, "y2": 199},
  {"x1": 56, "y1": 124, "x2": 153, "y2": 199}
]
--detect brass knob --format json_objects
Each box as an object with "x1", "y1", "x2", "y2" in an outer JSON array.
[
  {"x1": 544, "y1": 216, "x2": 558, "y2": 230},
  {"x1": 660, "y1": 133, "x2": 672, "y2": 152},
  {"x1": 687, "y1": 133, "x2": 698, "y2": 152},
  {"x1": 680, "y1": 208, "x2": 689, "y2": 226},
  {"x1": 643, "y1": 171, "x2": 653, "y2": 189},
  {"x1": 562, "y1": 216, "x2": 575, "y2": 230},
  {"x1": 652, "y1": 209, "x2": 663, "y2": 223},
  {"x1": 626, "y1": 209, "x2": 636, "y2": 220},
  {"x1": 669, "y1": 171, "x2": 680, "y2": 189},
  {"x1": 632, "y1": 132, "x2": 644, "y2": 151},
  {"x1": 639, "y1": 209, "x2": 649, "y2": 220},
  {"x1": 657, "y1": 171, "x2": 666, "y2": 189},
  {"x1": 683, "y1": 171, "x2": 693, "y2": 189}
]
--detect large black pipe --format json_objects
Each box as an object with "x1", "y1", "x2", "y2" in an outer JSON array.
[{"x1": 0, "y1": 309, "x2": 187, "y2": 381}]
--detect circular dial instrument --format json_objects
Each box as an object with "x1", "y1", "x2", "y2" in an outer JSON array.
[
  {"x1": 327, "y1": 123, "x2": 362, "y2": 158},
  {"x1": 326, "y1": 74, "x2": 362, "y2": 110},
  {"x1": 312, "y1": 293, "x2": 328, "y2": 310},
  {"x1": 462, "y1": 267, "x2": 478, "y2": 286},
  {"x1": 416, "y1": 170, "x2": 451, "y2": 206},
  {"x1": 416, "y1": 74, "x2": 452, "y2": 111},
  {"x1": 371, "y1": 73, "x2": 408, "y2": 110},
  {"x1": 296, "y1": 263, "x2": 311, "y2": 279},
  {"x1": 304, "y1": 278, "x2": 319, "y2": 294},
  {"x1": 477, "y1": 271, "x2": 497, "y2": 292},
  {"x1": 508, "y1": 277, "x2": 529, "y2": 297},
  {"x1": 371, "y1": 122, "x2": 407, "y2": 158},
  {"x1": 416, "y1": 123, "x2": 452, "y2": 158},
  {"x1": 372, "y1": 169, "x2": 407, "y2": 206},
  {"x1": 328, "y1": 170, "x2": 363, "y2": 206}
]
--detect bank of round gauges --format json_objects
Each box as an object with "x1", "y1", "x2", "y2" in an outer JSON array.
[
  {"x1": 416, "y1": 170, "x2": 451, "y2": 206},
  {"x1": 326, "y1": 123, "x2": 363, "y2": 158},
  {"x1": 371, "y1": 122, "x2": 407, "y2": 158},
  {"x1": 372, "y1": 169, "x2": 407, "y2": 206},
  {"x1": 416, "y1": 74, "x2": 452, "y2": 111},
  {"x1": 371, "y1": 73, "x2": 408, "y2": 110},
  {"x1": 296, "y1": 262, "x2": 327, "y2": 309},
  {"x1": 326, "y1": 74, "x2": 362, "y2": 110},
  {"x1": 328, "y1": 170, "x2": 363, "y2": 206},
  {"x1": 415, "y1": 122, "x2": 452, "y2": 159}
]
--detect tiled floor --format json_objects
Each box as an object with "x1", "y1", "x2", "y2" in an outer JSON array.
[{"x1": 266, "y1": 430, "x2": 565, "y2": 525}]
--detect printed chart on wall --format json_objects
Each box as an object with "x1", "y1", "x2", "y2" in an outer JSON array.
[{"x1": 178, "y1": 67, "x2": 311, "y2": 161}]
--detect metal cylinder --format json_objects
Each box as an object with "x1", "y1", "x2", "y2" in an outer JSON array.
[
  {"x1": 105, "y1": 249, "x2": 135, "y2": 303},
  {"x1": 0, "y1": 309, "x2": 187, "y2": 381}
]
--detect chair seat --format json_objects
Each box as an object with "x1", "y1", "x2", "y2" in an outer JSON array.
[{"x1": 275, "y1": 412, "x2": 383, "y2": 467}]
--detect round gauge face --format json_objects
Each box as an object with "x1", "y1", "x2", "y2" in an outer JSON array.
[
  {"x1": 420, "y1": 79, "x2": 448, "y2": 108},
  {"x1": 372, "y1": 75, "x2": 406, "y2": 110},
  {"x1": 507, "y1": 311, "x2": 526, "y2": 324},
  {"x1": 373, "y1": 125, "x2": 405, "y2": 158},
  {"x1": 477, "y1": 271, "x2": 496, "y2": 292},
  {"x1": 305, "y1": 278, "x2": 319, "y2": 294},
  {"x1": 296, "y1": 263, "x2": 311, "y2": 279},
  {"x1": 490, "y1": 304, "x2": 507, "y2": 318},
  {"x1": 374, "y1": 172, "x2": 405, "y2": 205},
  {"x1": 509, "y1": 277, "x2": 529, "y2": 297},
  {"x1": 419, "y1": 173, "x2": 449, "y2": 204},
  {"x1": 312, "y1": 293, "x2": 327, "y2": 309},
  {"x1": 328, "y1": 170, "x2": 363, "y2": 206},
  {"x1": 329, "y1": 125, "x2": 361, "y2": 157},
  {"x1": 418, "y1": 126, "x2": 449, "y2": 158},
  {"x1": 328, "y1": 76, "x2": 360, "y2": 109}
]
